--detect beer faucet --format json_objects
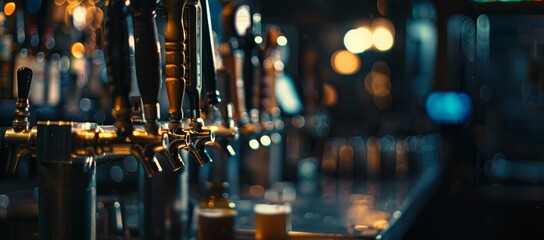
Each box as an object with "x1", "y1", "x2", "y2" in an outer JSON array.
[
  {"x1": 220, "y1": 1, "x2": 266, "y2": 140},
  {"x1": 101, "y1": 0, "x2": 169, "y2": 177},
  {"x1": 201, "y1": 0, "x2": 238, "y2": 147},
  {"x1": 181, "y1": 0, "x2": 219, "y2": 166},
  {"x1": 4, "y1": 67, "x2": 36, "y2": 173},
  {"x1": 164, "y1": 0, "x2": 211, "y2": 165}
]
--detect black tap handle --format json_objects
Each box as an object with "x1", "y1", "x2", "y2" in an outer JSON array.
[
  {"x1": 13, "y1": 67, "x2": 32, "y2": 131},
  {"x1": 201, "y1": 0, "x2": 221, "y2": 106},
  {"x1": 242, "y1": 29, "x2": 258, "y2": 112},
  {"x1": 105, "y1": 0, "x2": 133, "y2": 135},
  {"x1": 164, "y1": 0, "x2": 188, "y2": 130},
  {"x1": 184, "y1": 0, "x2": 202, "y2": 119},
  {"x1": 17, "y1": 67, "x2": 32, "y2": 100},
  {"x1": 132, "y1": 0, "x2": 161, "y2": 134}
]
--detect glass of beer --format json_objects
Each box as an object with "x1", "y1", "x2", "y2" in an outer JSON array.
[
  {"x1": 197, "y1": 207, "x2": 237, "y2": 240},
  {"x1": 254, "y1": 203, "x2": 291, "y2": 240}
]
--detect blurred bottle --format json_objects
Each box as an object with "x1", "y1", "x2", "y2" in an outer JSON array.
[{"x1": 197, "y1": 182, "x2": 237, "y2": 240}]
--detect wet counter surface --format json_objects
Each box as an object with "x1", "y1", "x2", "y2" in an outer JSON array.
[{"x1": 234, "y1": 164, "x2": 441, "y2": 240}]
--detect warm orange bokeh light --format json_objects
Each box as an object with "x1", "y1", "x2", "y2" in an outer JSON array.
[
  {"x1": 331, "y1": 50, "x2": 361, "y2": 75},
  {"x1": 4, "y1": 2, "x2": 16, "y2": 16},
  {"x1": 71, "y1": 42, "x2": 85, "y2": 59},
  {"x1": 322, "y1": 83, "x2": 338, "y2": 107}
]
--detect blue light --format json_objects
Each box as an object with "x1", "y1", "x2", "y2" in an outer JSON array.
[
  {"x1": 425, "y1": 92, "x2": 472, "y2": 124},
  {"x1": 275, "y1": 74, "x2": 303, "y2": 115}
]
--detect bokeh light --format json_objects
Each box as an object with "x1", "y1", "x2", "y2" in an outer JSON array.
[
  {"x1": 426, "y1": 92, "x2": 472, "y2": 124},
  {"x1": 372, "y1": 18, "x2": 395, "y2": 51},
  {"x1": 277, "y1": 35, "x2": 288, "y2": 46},
  {"x1": 73, "y1": 5, "x2": 87, "y2": 31},
  {"x1": 372, "y1": 28, "x2": 394, "y2": 51},
  {"x1": 260, "y1": 135, "x2": 272, "y2": 146},
  {"x1": 364, "y1": 61, "x2": 391, "y2": 97},
  {"x1": 255, "y1": 36, "x2": 263, "y2": 44},
  {"x1": 275, "y1": 74, "x2": 303, "y2": 115},
  {"x1": 71, "y1": 42, "x2": 85, "y2": 59},
  {"x1": 234, "y1": 5, "x2": 251, "y2": 36},
  {"x1": 322, "y1": 83, "x2": 338, "y2": 107},
  {"x1": 4, "y1": 2, "x2": 16, "y2": 16},
  {"x1": 364, "y1": 61, "x2": 392, "y2": 110},
  {"x1": 344, "y1": 27, "x2": 373, "y2": 54},
  {"x1": 331, "y1": 49, "x2": 361, "y2": 75},
  {"x1": 249, "y1": 139, "x2": 260, "y2": 150}
]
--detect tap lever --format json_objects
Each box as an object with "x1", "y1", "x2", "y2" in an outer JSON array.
[
  {"x1": 184, "y1": 0, "x2": 203, "y2": 119},
  {"x1": 16, "y1": 67, "x2": 32, "y2": 100},
  {"x1": 131, "y1": 0, "x2": 161, "y2": 134},
  {"x1": 13, "y1": 67, "x2": 33, "y2": 131},
  {"x1": 105, "y1": 0, "x2": 133, "y2": 136},
  {"x1": 202, "y1": 0, "x2": 221, "y2": 106},
  {"x1": 164, "y1": 0, "x2": 188, "y2": 130}
]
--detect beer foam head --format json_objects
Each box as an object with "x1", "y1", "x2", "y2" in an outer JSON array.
[
  {"x1": 254, "y1": 203, "x2": 291, "y2": 214},
  {"x1": 198, "y1": 208, "x2": 237, "y2": 217}
]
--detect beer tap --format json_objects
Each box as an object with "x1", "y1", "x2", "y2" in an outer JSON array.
[
  {"x1": 221, "y1": 1, "x2": 251, "y2": 126},
  {"x1": 4, "y1": 67, "x2": 36, "y2": 173},
  {"x1": 102, "y1": 0, "x2": 165, "y2": 177},
  {"x1": 182, "y1": 0, "x2": 215, "y2": 166},
  {"x1": 131, "y1": 0, "x2": 186, "y2": 172},
  {"x1": 195, "y1": 0, "x2": 239, "y2": 201},
  {"x1": 221, "y1": 1, "x2": 262, "y2": 138},
  {"x1": 0, "y1": 0, "x2": 222, "y2": 238},
  {"x1": 132, "y1": 0, "x2": 161, "y2": 135},
  {"x1": 163, "y1": 0, "x2": 187, "y2": 133},
  {"x1": 201, "y1": 0, "x2": 238, "y2": 147},
  {"x1": 162, "y1": 0, "x2": 198, "y2": 169}
]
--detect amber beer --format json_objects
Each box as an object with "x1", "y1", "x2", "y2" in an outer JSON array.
[
  {"x1": 254, "y1": 203, "x2": 291, "y2": 240},
  {"x1": 197, "y1": 208, "x2": 237, "y2": 240},
  {"x1": 197, "y1": 182, "x2": 237, "y2": 240}
]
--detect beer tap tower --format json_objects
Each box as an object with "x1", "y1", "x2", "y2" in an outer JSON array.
[{"x1": 1, "y1": 0, "x2": 233, "y2": 239}]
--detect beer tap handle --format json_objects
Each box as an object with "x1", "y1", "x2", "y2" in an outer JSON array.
[
  {"x1": 4, "y1": 67, "x2": 35, "y2": 172},
  {"x1": 242, "y1": 28, "x2": 258, "y2": 114},
  {"x1": 17, "y1": 67, "x2": 32, "y2": 101},
  {"x1": 164, "y1": 0, "x2": 188, "y2": 131},
  {"x1": 184, "y1": 0, "x2": 203, "y2": 120},
  {"x1": 132, "y1": 0, "x2": 161, "y2": 134},
  {"x1": 105, "y1": 0, "x2": 133, "y2": 136},
  {"x1": 13, "y1": 67, "x2": 32, "y2": 131},
  {"x1": 202, "y1": 0, "x2": 221, "y2": 106}
]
